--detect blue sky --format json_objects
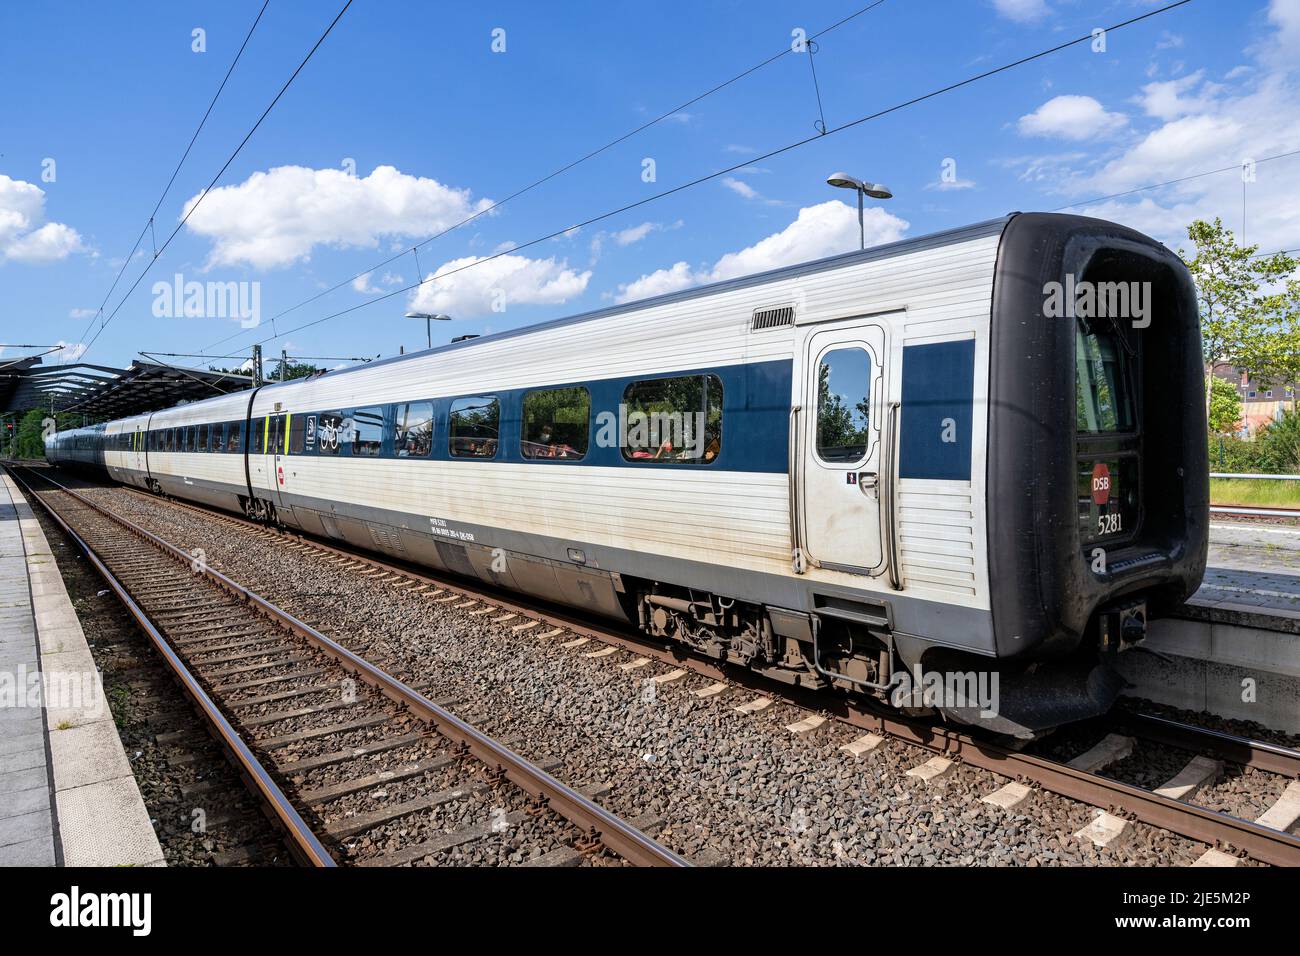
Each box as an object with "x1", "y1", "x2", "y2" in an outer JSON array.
[{"x1": 1, "y1": 0, "x2": 1297, "y2": 381}]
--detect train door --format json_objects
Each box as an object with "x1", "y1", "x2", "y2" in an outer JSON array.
[
  {"x1": 797, "y1": 318, "x2": 889, "y2": 576},
  {"x1": 131, "y1": 422, "x2": 147, "y2": 484},
  {"x1": 266, "y1": 413, "x2": 288, "y2": 510},
  {"x1": 249, "y1": 414, "x2": 269, "y2": 495}
]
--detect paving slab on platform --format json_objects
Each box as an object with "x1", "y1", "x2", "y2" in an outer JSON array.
[{"x1": 0, "y1": 472, "x2": 163, "y2": 867}]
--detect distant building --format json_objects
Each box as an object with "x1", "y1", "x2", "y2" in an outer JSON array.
[{"x1": 1213, "y1": 366, "x2": 1296, "y2": 437}]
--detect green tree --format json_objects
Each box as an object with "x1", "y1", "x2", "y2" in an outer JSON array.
[
  {"x1": 6, "y1": 408, "x2": 85, "y2": 459},
  {"x1": 1180, "y1": 218, "x2": 1300, "y2": 408},
  {"x1": 1207, "y1": 375, "x2": 1243, "y2": 435},
  {"x1": 268, "y1": 360, "x2": 322, "y2": 383}
]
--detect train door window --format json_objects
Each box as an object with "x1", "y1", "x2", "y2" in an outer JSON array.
[
  {"x1": 267, "y1": 416, "x2": 282, "y2": 455},
  {"x1": 620, "y1": 374, "x2": 723, "y2": 464},
  {"x1": 251, "y1": 417, "x2": 265, "y2": 454},
  {"x1": 351, "y1": 407, "x2": 384, "y2": 457},
  {"x1": 449, "y1": 397, "x2": 499, "y2": 459},
  {"x1": 814, "y1": 347, "x2": 872, "y2": 463},
  {"x1": 318, "y1": 413, "x2": 344, "y2": 456},
  {"x1": 521, "y1": 386, "x2": 590, "y2": 460},
  {"x1": 228, "y1": 421, "x2": 243, "y2": 453},
  {"x1": 288, "y1": 415, "x2": 306, "y2": 454},
  {"x1": 1075, "y1": 318, "x2": 1135, "y2": 434},
  {"x1": 394, "y1": 402, "x2": 433, "y2": 457}
]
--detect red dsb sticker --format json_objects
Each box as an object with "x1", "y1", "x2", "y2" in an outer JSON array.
[{"x1": 1091, "y1": 462, "x2": 1111, "y2": 506}]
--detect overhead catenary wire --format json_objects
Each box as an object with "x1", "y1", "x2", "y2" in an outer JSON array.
[
  {"x1": 72, "y1": 0, "x2": 272, "y2": 357},
  {"x1": 78, "y1": 0, "x2": 354, "y2": 364},
  {"x1": 198, "y1": 0, "x2": 893, "y2": 355},
  {"x1": 1052, "y1": 146, "x2": 1300, "y2": 212},
  {"x1": 243, "y1": 0, "x2": 1196, "y2": 351}
]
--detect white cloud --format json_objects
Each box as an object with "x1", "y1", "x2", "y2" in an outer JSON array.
[
  {"x1": 615, "y1": 260, "x2": 698, "y2": 303},
  {"x1": 352, "y1": 271, "x2": 382, "y2": 294},
  {"x1": 1137, "y1": 70, "x2": 1220, "y2": 121},
  {"x1": 614, "y1": 200, "x2": 908, "y2": 303},
  {"x1": 54, "y1": 340, "x2": 87, "y2": 364},
  {"x1": 926, "y1": 177, "x2": 976, "y2": 192},
  {"x1": 990, "y1": 0, "x2": 1050, "y2": 23},
  {"x1": 722, "y1": 177, "x2": 759, "y2": 200},
  {"x1": 0, "y1": 175, "x2": 85, "y2": 263},
  {"x1": 68, "y1": 307, "x2": 97, "y2": 319},
  {"x1": 613, "y1": 222, "x2": 657, "y2": 245},
  {"x1": 1264, "y1": 0, "x2": 1300, "y2": 67},
  {"x1": 353, "y1": 269, "x2": 406, "y2": 294},
  {"x1": 1049, "y1": 1, "x2": 1300, "y2": 257},
  {"x1": 1018, "y1": 95, "x2": 1128, "y2": 140},
  {"x1": 406, "y1": 253, "x2": 590, "y2": 317},
  {"x1": 181, "y1": 164, "x2": 491, "y2": 270}
]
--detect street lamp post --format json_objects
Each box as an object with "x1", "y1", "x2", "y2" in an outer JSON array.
[
  {"x1": 404, "y1": 312, "x2": 451, "y2": 349},
  {"x1": 826, "y1": 172, "x2": 893, "y2": 250}
]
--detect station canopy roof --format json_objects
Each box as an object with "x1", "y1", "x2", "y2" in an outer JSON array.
[{"x1": 0, "y1": 356, "x2": 253, "y2": 420}]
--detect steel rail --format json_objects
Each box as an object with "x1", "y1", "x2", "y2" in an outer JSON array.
[
  {"x1": 12, "y1": 466, "x2": 687, "y2": 868},
  {"x1": 1210, "y1": 505, "x2": 1300, "y2": 518},
  {"x1": 105, "y1": 478, "x2": 1300, "y2": 865},
  {"x1": 1121, "y1": 710, "x2": 1300, "y2": 779},
  {"x1": 7, "y1": 466, "x2": 335, "y2": 867}
]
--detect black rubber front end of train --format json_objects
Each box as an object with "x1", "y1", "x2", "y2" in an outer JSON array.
[{"x1": 939, "y1": 659, "x2": 1127, "y2": 739}]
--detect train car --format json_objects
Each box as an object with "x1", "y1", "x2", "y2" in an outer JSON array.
[
  {"x1": 47, "y1": 421, "x2": 107, "y2": 473},
  {"x1": 45, "y1": 212, "x2": 1208, "y2": 737}
]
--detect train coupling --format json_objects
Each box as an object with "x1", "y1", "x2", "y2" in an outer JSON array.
[{"x1": 1098, "y1": 599, "x2": 1148, "y2": 654}]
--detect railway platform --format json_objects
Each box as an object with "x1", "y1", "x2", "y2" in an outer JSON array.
[
  {"x1": 0, "y1": 473, "x2": 163, "y2": 867},
  {"x1": 1117, "y1": 520, "x2": 1300, "y2": 734}
]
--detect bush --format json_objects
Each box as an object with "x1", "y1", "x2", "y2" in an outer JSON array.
[
  {"x1": 1209, "y1": 408, "x2": 1300, "y2": 475},
  {"x1": 1208, "y1": 431, "x2": 1269, "y2": 472}
]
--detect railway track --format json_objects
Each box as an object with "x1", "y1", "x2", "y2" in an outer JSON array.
[
  {"x1": 21, "y1": 465, "x2": 1300, "y2": 867},
  {"x1": 1211, "y1": 504, "x2": 1300, "y2": 520},
  {"x1": 8, "y1": 465, "x2": 686, "y2": 868}
]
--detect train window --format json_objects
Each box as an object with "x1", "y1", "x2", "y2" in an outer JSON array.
[
  {"x1": 288, "y1": 415, "x2": 306, "y2": 455},
  {"x1": 167, "y1": 428, "x2": 176, "y2": 452},
  {"x1": 351, "y1": 407, "x2": 384, "y2": 457},
  {"x1": 815, "y1": 348, "x2": 872, "y2": 463},
  {"x1": 394, "y1": 402, "x2": 433, "y2": 458},
  {"x1": 620, "y1": 375, "x2": 722, "y2": 464},
  {"x1": 521, "y1": 386, "x2": 589, "y2": 460},
  {"x1": 228, "y1": 422, "x2": 243, "y2": 453},
  {"x1": 210, "y1": 423, "x2": 225, "y2": 452},
  {"x1": 251, "y1": 417, "x2": 265, "y2": 454},
  {"x1": 449, "y1": 397, "x2": 499, "y2": 459},
  {"x1": 268, "y1": 416, "x2": 283, "y2": 455},
  {"x1": 198, "y1": 424, "x2": 210, "y2": 452},
  {"x1": 317, "y1": 414, "x2": 344, "y2": 456},
  {"x1": 1075, "y1": 319, "x2": 1135, "y2": 433}
]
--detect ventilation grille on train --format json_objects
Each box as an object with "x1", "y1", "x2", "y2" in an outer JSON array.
[{"x1": 751, "y1": 305, "x2": 795, "y2": 331}]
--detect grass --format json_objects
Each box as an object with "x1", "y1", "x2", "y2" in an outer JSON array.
[{"x1": 1210, "y1": 477, "x2": 1300, "y2": 509}]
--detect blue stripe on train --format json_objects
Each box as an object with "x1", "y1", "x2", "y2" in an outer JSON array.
[{"x1": 898, "y1": 340, "x2": 975, "y2": 481}]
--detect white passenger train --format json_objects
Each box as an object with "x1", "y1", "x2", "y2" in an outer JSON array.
[{"x1": 49, "y1": 213, "x2": 1209, "y2": 736}]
